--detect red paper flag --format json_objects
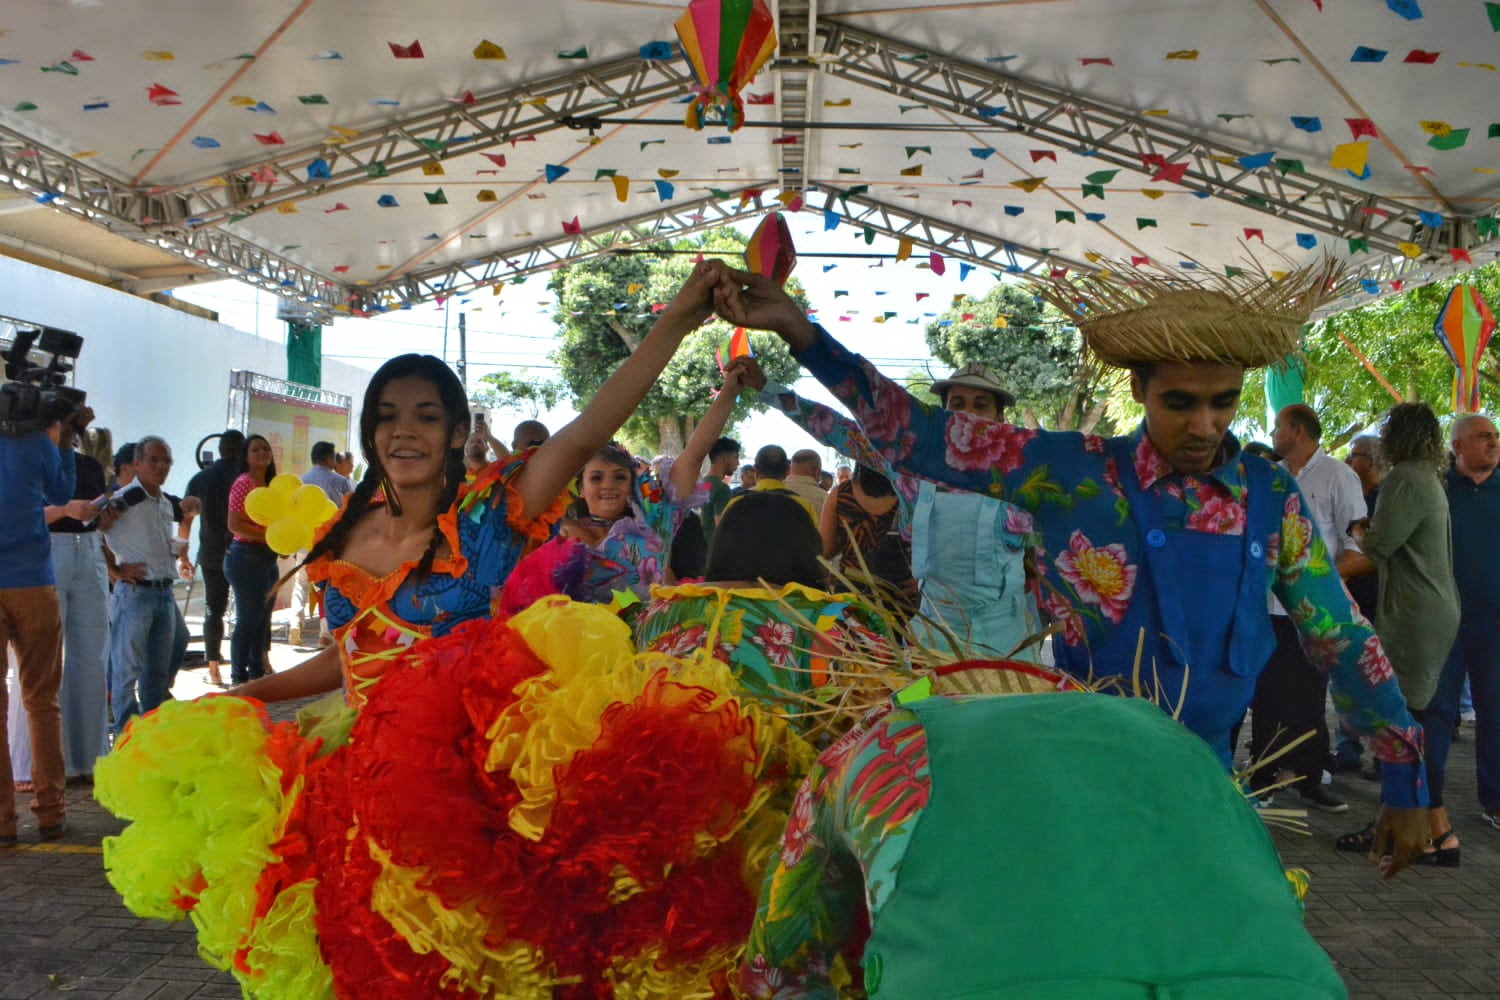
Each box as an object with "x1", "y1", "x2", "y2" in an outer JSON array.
[
  {"x1": 1029, "y1": 150, "x2": 1057, "y2": 163},
  {"x1": 1346, "y1": 118, "x2": 1378, "y2": 139},
  {"x1": 1244, "y1": 228, "x2": 1265, "y2": 242},
  {"x1": 1404, "y1": 50, "x2": 1440, "y2": 64},
  {"x1": 1152, "y1": 161, "x2": 1190, "y2": 183},
  {"x1": 147, "y1": 84, "x2": 181, "y2": 106},
  {"x1": 562, "y1": 216, "x2": 582, "y2": 235},
  {"x1": 930, "y1": 252, "x2": 946, "y2": 276},
  {"x1": 388, "y1": 40, "x2": 424, "y2": 59},
  {"x1": 253, "y1": 132, "x2": 285, "y2": 146},
  {"x1": 482, "y1": 153, "x2": 507, "y2": 168}
]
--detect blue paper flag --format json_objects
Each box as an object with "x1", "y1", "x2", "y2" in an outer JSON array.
[
  {"x1": 191, "y1": 136, "x2": 221, "y2": 149},
  {"x1": 970, "y1": 148, "x2": 996, "y2": 159},
  {"x1": 544, "y1": 164, "x2": 569, "y2": 183},
  {"x1": 959, "y1": 263, "x2": 974, "y2": 280},
  {"x1": 1003, "y1": 205, "x2": 1024, "y2": 216},
  {"x1": 307, "y1": 158, "x2": 331, "y2": 180},
  {"x1": 377, "y1": 194, "x2": 399, "y2": 207},
  {"x1": 1360, "y1": 279, "x2": 1381, "y2": 294},
  {"x1": 1351, "y1": 46, "x2": 1388, "y2": 63},
  {"x1": 1236, "y1": 151, "x2": 1276, "y2": 170},
  {"x1": 654, "y1": 179, "x2": 674, "y2": 201},
  {"x1": 639, "y1": 41, "x2": 674, "y2": 60},
  {"x1": 1290, "y1": 116, "x2": 1323, "y2": 133},
  {"x1": 1295, "y1": 233, "x2": 1318, "y2": 248},
  {"x1": 824, "y1": 207, "x2": 840, "y2": 230},
  {"x1": 1084, "y1": 212, "x2": 1106, "y2": 222},
  {"x1": 1387, "y1": 0, "x2": 1422, "y2": 20},
  {"x1": 1419, "y1": 210, "x2": 1444, "y2": 228}
]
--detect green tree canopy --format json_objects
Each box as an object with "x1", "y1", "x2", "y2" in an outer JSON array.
[
  {"x1": 472, "y1": 369, "x2": 564, "y2": 418},
  {"x1": 923, "y1": 281, "x2": 1126, "y2": 433},
  {"x1": 482, "y1": 230, "x2": 806, "y2": 455},
  {"x1": 1240, "y1": 260, "x2": 1500, "y2": 447}
]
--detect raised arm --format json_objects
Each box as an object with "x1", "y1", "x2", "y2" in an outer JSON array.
[
  {"x1": 515, "y1": 260, "x2": 726, "y2": 519},
  {"x1": 714, "y1": 267, "x2": 1060, "y2": 497},
  {"x1": 1270, "y1": 485, "x2": 1428, "y2": 874},
  {"x1": 669, "y1": 362, "x2": 749, "y2": 501}
]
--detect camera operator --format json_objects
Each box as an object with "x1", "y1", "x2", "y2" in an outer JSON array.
[
  {"x1": 0, "y1": 399, "x2": 80, "y2": 845},
  {"x1": 7, "y1": 410, "x2": 112, "y2": 791},
  {"x1": 101, "y1": 436, "x2": 190, "y2": 737}
]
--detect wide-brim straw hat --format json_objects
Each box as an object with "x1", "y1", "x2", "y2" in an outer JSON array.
[{"x1": 1032, "y1": 258, "x2": 1344, "y2": 369}]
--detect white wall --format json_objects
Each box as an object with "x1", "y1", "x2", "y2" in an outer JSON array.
[{"x1": 1, "y1": 255, "x2": 371, "y2": 497}]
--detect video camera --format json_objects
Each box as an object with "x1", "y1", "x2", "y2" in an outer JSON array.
[{"x1": 0, "y1": 326, "x2": 85, "y2": 436}]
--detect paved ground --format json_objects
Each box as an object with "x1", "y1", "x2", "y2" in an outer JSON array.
[{"x1": 4, "y1": 637, "x2": 1499, "y2": 998}]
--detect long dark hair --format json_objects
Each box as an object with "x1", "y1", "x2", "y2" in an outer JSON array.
[
  {"x1": 568, "y1": 445, "x2": 637, "y2": 521},
  {"x1": 240, "y1": 433, "x2": 279, "y2": 485},
  {"x1": 1381, "y1": 402, "x2": 1444, "y2": 468},
  {"x1": 705, "y1": 491, "x2": 824, "y2": 589},
  {"x1": 854, "y1": 463, "x2": 895, "y2": 498},
  {"x1": 299, "y1": 354, "x2": 468, "y2": 584}
]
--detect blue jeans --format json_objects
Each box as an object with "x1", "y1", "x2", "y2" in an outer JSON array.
[
  {"x1": 1424, "y1": 621, "x2": 1500, "y2": 810},
  {"x1": 225, "y1": 542, "x2": 278, "y2": 684},
  {"x1": 107, "y1": 581, "x2": 187, "y2": 737}
]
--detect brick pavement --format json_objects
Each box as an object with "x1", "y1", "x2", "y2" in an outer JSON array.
[{"x1": 4, "y1": 650, "x2": 1500, "y2": 998}]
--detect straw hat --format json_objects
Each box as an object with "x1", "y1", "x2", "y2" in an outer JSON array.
[
  {"x1": 927, "y1": 362, "x2": 1017, "y2": 409},
  {"x1": 1032, "y1": 259, "x2": 1343, "y2": 369}
]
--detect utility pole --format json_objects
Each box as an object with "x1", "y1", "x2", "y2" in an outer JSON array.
[{"x1": 457, "y1": 311, "x2": 468, "y2": 389}]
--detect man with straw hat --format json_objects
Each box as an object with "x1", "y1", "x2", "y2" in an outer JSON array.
[{"x1": 711, "y1": 262, "x2": 1430, "y2": 875}]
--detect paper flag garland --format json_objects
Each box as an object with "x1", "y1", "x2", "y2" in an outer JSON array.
[
  {"x1": 744, "y1": 211, "x2": 796, "y2": 285},
  {"x1": 1433, "y1": 284, "x2": 1497, "y2": 413},
  {"x1": 675, "y1": 0, "x2": 777, "y2": 131}
]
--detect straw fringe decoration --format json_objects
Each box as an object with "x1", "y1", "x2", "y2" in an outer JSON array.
[{"x1": 1031, "y1": 255, "x2": 1348, "y2": 369}]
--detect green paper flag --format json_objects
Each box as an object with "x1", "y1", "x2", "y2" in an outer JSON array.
[
  {"x1": 1429, "y1": 128, "x2": 1471, "y2": 151},
  {"x1": 905, "y1": 145, "x2": 932, "y2": 158},
  {"x1": 297, "y1": 94, "x2": 329, "y2": 105},
  {"x1": 1477, "y1": 217, "x2": 1499, "y2": 238},
  {"x1": 1490, "y1": 123, "x2": 1500, "y2": 138},
  {"x1": 1275, "y1": 158, "x2": 1305, "y2": 175},
  {"x1": 1349, "y1": 237, "x2": 1369, "y2": 253},
  {"x1": 1488, "y1": 2, "x2": 1500, "y2": 31},
  {"x1": 1085, "y1": 169, "x2": 1119, "y2": 184},
  {"x1": 594, "y1": 168, "x2": 618, "y2": 180},
  {"x1": 1081, "y1": 184, "x2": 1105, "y2": 199},
  {"x1": 1137, "y1": 217, "x2": 1158, "y2": 230},
  {"x1": 1056, "y1": 210, "x2": 1076, "y2": 223},
  {"x1": 366, "y1": 162, "x2": 389, "y2": 178},
  {"x1": 424, "y1": 188, "x2": 447, "y2": 205}
]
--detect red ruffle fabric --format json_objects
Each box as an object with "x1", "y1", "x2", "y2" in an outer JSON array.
[{"x1": 295, "y1": 612, "x2": 769, "y2": 998}]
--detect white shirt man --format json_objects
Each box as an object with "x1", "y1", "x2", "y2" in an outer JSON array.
[
  {"x1": 1251, "y1": 404, "x2": 1366, "y2": 812},
  {"x1": 101, "y1": 436, "x2": 189, "y2": 734}
]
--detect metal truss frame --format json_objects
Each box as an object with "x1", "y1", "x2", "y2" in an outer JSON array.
[
  {"x1": 815, "y1": 186, "x2": 1099, "y2": 280},
  {"x1": 159, "y1": 55, "x2": 699, "y2": 229},
  {"x1": 0, "y1": 124, "x2": 344, "y2": 310},
  {"x1": 347, "y1": 187, "x2": 777, "y2": 313},
  {"x1": 814, "y1": 21, "x2": 1498, "y2": 263},
  {"x1": 773, "y1": 0, "x2": 817, "y2": 194}
]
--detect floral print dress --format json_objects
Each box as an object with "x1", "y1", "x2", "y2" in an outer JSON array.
[{"x1": 632, "y1": 581, "x2": 890, "y2": 714}]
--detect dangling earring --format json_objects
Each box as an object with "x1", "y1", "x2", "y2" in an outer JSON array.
[{"x1": 381, "y1": 474, "x2": 404, "y2": 517}]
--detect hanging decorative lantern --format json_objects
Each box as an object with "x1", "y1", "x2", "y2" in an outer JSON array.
[
  {"x1": 675, "y1": 0, "x2": 777, "y2": 132},
  {"x1": 744, "y1": 210, "x2": 797, "y2": 286},
  {"x1": 1433, "y1": 284, "x2": 1496, "y2": 413}
]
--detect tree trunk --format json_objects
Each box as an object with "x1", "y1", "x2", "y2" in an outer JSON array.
[
  {"x1": 607, "y1": 317, "x2": 642, "y2": 352},
  {"x1": 1078, "y1": 396, "x2": 1110, "y2": 435},
  {"x1": 656, "y1": 416, "x2": 686, "y2": 457}
]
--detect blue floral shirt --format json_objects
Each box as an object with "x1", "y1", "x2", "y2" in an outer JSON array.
[{"x1": 795, "y1": 326, "x2": 1426, "y2": 808}]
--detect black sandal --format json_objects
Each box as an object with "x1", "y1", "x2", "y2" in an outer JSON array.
[
  {"x1": 1335, "y1": 822, "x2": 1376, "y2": 853},
  {"x1": 1415, "y1": 830, "x2": 1461, "y2": 868}
]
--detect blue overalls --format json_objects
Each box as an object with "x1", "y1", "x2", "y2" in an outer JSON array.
[
  {"x1": 908, "y1": 482, "x2": 1031, "y2": 658},
  {"x1": 1051, "y1": 442, "x2": 1277, "y2": 767}
]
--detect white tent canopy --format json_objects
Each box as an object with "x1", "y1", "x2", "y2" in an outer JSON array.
[{"x1": 1, "y1": 0, "x2": 1496, "y2": 320}]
